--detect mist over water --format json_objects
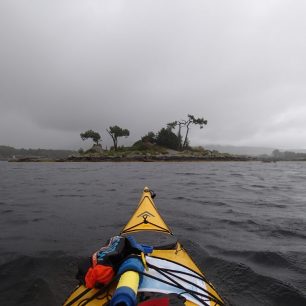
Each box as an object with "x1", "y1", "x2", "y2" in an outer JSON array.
[{"x1": 0, "y1": 161, "x2": 306, "y2": 305}]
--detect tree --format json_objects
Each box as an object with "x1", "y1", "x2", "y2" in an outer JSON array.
[
  {"x1": 182, "y1": 114, "x2": 207, "y2": 148},
  {"x1": 141, "y1": 131, "x2": 157, "y2": 143},
  {"x1": 106, "y1": 125, "x2": 130, "y2": 150},
  {"x1": 156, "y1": 127, "x2": 180, "y2": 150},
  {"x1": 80, "y1": 130, "x2": 101, "y2": 146},
  {"x1": 168, "y1": 114, "x2": 207, "y2": 149}
]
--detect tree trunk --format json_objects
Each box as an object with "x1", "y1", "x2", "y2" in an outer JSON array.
[
  {"x1": 183, "y1": 124, "x2": 190, "y2": 148},
  {"x1": 106, "y1": 129, "x2": 117, "y2": 150}
]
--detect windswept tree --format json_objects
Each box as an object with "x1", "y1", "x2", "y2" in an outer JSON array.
[
  {"x1": 182, "y1": 114, "x2": 207, "y2": 148},
  {"x1": 168, "y1": 114, "x2": 207, "y2": 149},
  {"x1": 106, "y1": 125, "x2": 130, "y2": 150},
  {"x1": 80, "y1": 130, "x2": 101, "y2": 146}
]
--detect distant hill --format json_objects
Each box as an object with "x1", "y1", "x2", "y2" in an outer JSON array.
[
  {"x1": 203, "y1": 145, "x2": 275, "y2": 156},
  {"x1": 0, "y1": 145, "x2": 76, "y2": 160}
]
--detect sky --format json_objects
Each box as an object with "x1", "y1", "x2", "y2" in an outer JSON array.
[{"x1": 1, "y1": 0, "x2": 306, "y2": 150}]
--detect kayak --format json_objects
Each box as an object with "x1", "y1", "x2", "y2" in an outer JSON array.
[{"x1": 63, "y1": 187, "x2": 224, "y2": 306}]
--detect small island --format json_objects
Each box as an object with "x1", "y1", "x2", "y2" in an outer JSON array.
[
  {"x1": 6, "y1": 115, "x2": 251, "y2": 162},
  {"x1": 58, "y1": 145, "x2": 253, "y2": 162},
  {"x1": 4, "y1": 114, "x2": 306, "y2": 162}
]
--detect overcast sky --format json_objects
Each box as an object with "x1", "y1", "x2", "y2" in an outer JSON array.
[{"x1": 1, "y1": 0, "x2": 306, "y2": 150}]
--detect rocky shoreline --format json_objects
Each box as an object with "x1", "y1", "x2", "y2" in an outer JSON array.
[{"x1": 9, "y1": 154, "x2": 255, "y2": 162}]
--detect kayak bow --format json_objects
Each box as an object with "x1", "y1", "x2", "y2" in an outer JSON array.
[{"x1": 64, "y1": 187, "x2": 224, "y2": 306}]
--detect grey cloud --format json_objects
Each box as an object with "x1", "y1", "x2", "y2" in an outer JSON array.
[{"x1": 1, "y1": 0, "x2": 306, "y2": 149}]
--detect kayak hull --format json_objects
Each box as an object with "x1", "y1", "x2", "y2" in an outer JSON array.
[{"x1": 63, "y1": 187, "x2": 223, "y2": 306}]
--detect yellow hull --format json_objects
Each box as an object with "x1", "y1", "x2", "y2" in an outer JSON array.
[{"x1": 64, "y1": 187, "x2": 223, "y2": 306}]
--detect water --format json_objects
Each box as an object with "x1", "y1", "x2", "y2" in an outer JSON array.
[{"x1": 0, "y1": 161, "x2": 306, "y2": 305}]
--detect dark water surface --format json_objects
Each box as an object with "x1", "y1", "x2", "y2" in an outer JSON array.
[{"x1": 0, "y1": 161, "x2": 306, "y2": 305}]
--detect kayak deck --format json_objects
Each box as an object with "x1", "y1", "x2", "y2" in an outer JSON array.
[{"x1": 63, "y1": 187, "x2": 224, "y2": 306}]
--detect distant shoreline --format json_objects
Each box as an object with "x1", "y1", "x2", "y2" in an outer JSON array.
[
  {"x1": 8, "y1": 154, "x2": 257, "y2": 162},
  {"x1": 3, "y1": 145, "x2": 306, "y2": 162}
]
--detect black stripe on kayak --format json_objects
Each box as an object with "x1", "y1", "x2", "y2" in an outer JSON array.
[
  {"x1": 63, "y1": 288, "x2": 91, "y2": 306},
  {"x1": 148, "y1": 255, "x2": 205, "y2": 279},
  {"x1": 137, "y1": 269, "x2": 212, "y2": 306},
  {"x1": 121, "y1": 220, "x2": 171, "y2": 234},
  {"x1": 147, "y1": 263, "x2": 225, "y2": 306},
  {"x1": 147, "y1": 255, "x2": 222, "y2": 302}
]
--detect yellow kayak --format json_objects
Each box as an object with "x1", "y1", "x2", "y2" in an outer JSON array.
[{"x1": 63, "y1": 187, "x2": 224, "y2": 306}]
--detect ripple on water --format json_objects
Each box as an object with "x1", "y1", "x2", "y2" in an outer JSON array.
[{"x1": 1, "y1": 161, "x2": 306, "y2": 305}]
